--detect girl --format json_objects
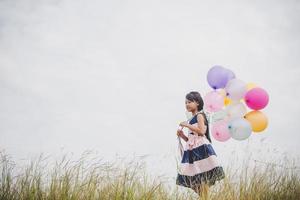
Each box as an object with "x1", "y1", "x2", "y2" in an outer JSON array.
[{"x1": 176, "y1": 91, "x2": 225, "y2": 198}]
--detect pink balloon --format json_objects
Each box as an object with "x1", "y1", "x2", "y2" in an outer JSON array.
[
  {"x1": 212, "y1": 120, "x2": 231, "y2": 142},
  {"x1": 204, "y1": 91, "x2": 224, "y2": 112},
  {"x1": 244, "y1": 87, "x2": 269, "y2": 110}
]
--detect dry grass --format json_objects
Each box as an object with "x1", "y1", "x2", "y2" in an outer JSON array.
[{"x1": 0, "y1": 150, "x2": 299, "y2": 200}]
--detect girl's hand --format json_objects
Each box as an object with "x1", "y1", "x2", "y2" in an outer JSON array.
[
  {"x1": 176, "y1": 129, "x2": 184, "y2": 137},
  {"x1": 177, "y1": 129, "x2": 188, "y2": 142},
  {"x1": 179, "y1": 121, "x2": 189, "y2": 128}
]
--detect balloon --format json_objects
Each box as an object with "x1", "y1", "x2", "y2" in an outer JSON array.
[
  {"x1": 218, "y1": 89, "x2": 233, "y2": 107},
  {"x1": 212, "y1": 120, "x2": 231, "y2": 142},
  {"x1": 207, "y1": 66, "x2": 234, "y2": 89},
  {"x1": 225, "y1": 69, "x2": 236, "y2": 81},
  {"x1": 204, "y1": 91, "x2": 224, "y2": 112},
  {"x1": 225, "y1": 78, "x2": 247, "y2": 101},
  {"x1": 246, "y1": 82, "x2": 257, "y2": 90},
  {"x1": 225, "y1": 102, "x2": 247, "y2": 120},
  {"x1": 228, "y1": 118, "x2": 252, "y2": 140},
  {"x1": 244, "y1": 111, "x2": 268, "y2": 132},
  {"x1": 211, "y1": 109, "x2": 227, "y2": 123},
  {"x1": 244, "y1": 87, "x2": 269, "y2": 110},
  {"x1": 218, "y1": 89, "x2": 233, "y2": 106},
  {"x1": 217, "y1": 89, "x2": 227, "y2": 97},
  {"x1": 224, "y1": 97, "x2": 232, "y2": 106}
]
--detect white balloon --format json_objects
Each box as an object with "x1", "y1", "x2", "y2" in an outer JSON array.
[
  {"x1": 225, "y1": 78, "x2": 247, "y2": 101},
  {"x1": 228, "y1": 118, "x2": 252, "y2": 141},
  {"x1": 211, "y1": 109, "x2": 227, "y2": 123},
  {"x1": 225, "y1": 102, "x2": 247, "y2": 121}
]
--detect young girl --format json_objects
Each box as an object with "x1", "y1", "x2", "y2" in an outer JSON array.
[{"x1": 176, "y1": 91, "x2": 225, "y2": 198}]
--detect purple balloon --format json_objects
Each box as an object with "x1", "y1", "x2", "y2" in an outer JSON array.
[
  {"x1": 207, "y1": 66, "x2": 228, "y2": 89},
  {"x1": 207, "y1": 66, "x2": 235, "y2": 89}
]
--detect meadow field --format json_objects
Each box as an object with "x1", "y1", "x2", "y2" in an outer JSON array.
[{"x1": 0, "y1": 150, "x2": 299, "y2": 200}]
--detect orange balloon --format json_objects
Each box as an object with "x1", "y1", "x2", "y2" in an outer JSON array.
[{"x1": 244, "y1": 111, "x2": 268, "y2": 133}]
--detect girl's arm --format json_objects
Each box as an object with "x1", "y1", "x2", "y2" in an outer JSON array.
[{"x1": 186, "y1": 114, "x2": 207, "y2": 136}]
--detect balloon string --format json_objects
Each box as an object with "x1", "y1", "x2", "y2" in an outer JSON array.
[
  {"x1": 177, "y1": 136, "x2": 184, "y2": 157},
  {"x1": 177, "y1": 126, "x2": 184, "y2": 157}
]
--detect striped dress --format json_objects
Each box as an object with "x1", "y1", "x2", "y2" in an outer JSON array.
[{"x1": 176, "y1": 112, "x2": 225, "y2": 188}]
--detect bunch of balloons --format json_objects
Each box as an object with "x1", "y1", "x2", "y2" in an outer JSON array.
[{"x1": 204, "y1": 65, "x2": 269, "y2": 142}]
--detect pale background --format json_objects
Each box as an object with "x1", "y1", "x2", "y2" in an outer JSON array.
[{"x1": 1, "y1": 0, "x2": 299, "y2": 180}]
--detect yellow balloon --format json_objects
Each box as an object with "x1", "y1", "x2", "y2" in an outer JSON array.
[
  {"x1": 244, "y1": 111, "x2": 268, "y2": 133},
  {"x1": 246, "y1": 83, "x2": 258, "y2": 90},
  {"x1": 217, "y1": 89, "x2": 227, "y2": 97},
  {"x1": 224, "y1": 97, "x2": 232, "y2": 106}
]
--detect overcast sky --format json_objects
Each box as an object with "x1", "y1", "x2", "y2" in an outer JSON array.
[{"x1": 1, "y1": 0, "x2": 300, "y2": 180}]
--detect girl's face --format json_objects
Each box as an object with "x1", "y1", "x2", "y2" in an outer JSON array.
[{"x1": 185, "y1": 99, "x2": 199, "y2": 112}]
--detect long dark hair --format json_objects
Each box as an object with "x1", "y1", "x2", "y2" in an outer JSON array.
[{"x1": 185, "y1": 91, "x2": 212, "y2": 143}]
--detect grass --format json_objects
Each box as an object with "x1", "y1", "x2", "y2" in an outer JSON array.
[{"x1": 0, "y1": 150, "x2": 299, "y2": 200}]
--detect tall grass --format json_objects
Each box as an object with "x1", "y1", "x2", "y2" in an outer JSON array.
[{"x1": 0, "y1": 150, "x2": 299, "y2": 200}]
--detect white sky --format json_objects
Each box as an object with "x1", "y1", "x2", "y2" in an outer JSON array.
[{"x1": 1, "y1": 0, "x2": 300, "y2": 180}]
